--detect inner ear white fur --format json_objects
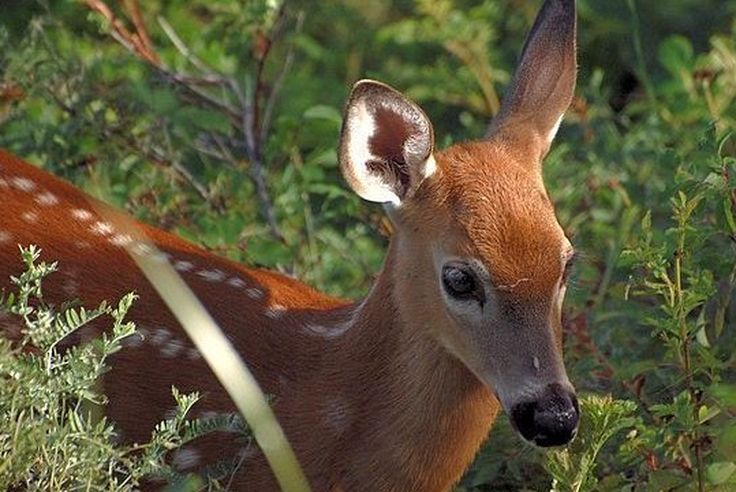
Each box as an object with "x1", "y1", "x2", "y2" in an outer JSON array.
[
  {"x1": 339, "y1": 80, "x2": 435, "y2": 206},
  {"x1": 344, "y1": 101, "x2": 401, "y2": 205},
  {"x1": 546, "y1": 114, "x2": 565, "y2": 146},
  {"x1": 421, "y1": 154, "x2": 437, "y2": 179}
]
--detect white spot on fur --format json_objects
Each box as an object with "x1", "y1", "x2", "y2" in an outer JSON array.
[
  {"x1": 63, "y1": 277, "x2": 80, "y2": 296},
  {"x1": 199, "y1": 410, "x2": 219, "y2": 421},
  {"x1": 123, "y1": 332, "x2": 144, "y2": 348},
  {"x1": 0, "y1": 177, "x2": 8, "y2": 189},
  {"x1": 197, "y1": 269, "x2": 226, "y2": 282},
  {"x1": 558, "y1": 284, "x2": 567, "y2": 313},
  {"x1": 75, "y1": 240, "x2": 92, "y2": 250},
  {"x1": 35, "y1": 191, "x2": 59, "y2": 206},
  {"x1": 150, "y1": 327, "x2": 171, "y2": 346},
  {"x1": 174, "y1": 260, "x2": 194, "y2": 272},
  {"x1": 11, "y1": 177, "x2": 35, "y2": 192},
  {"x1": 160, "y1": 338, "x2": 186, "y2": 358},
  {"x1": 21, "y1": 211, "x2": 39, "y2": 224},
  {"x1": 0, "y1": 230, "x2": 12, "y2": 243},
  {"x1": 304, "y1": 322, "x2": 351, "y2": 339},
  {"x1": 71, "y1": 208, "x2": 93, "y2": 221},
  {"x1": 186, "y1": 347, "x2": 202, "y2": 360},
  {"x1": 171, "y1": 448, "x2": 201, "y2": 469},
  {"x1": 324, "y1": 399, "x2": 351, "y2": 433},
  {"x1": 246, "y1": 287, "x2": 264, "y2": 300},
  {"x1": 137, "y1": 326, "x2": 151, "y2": 338},
  {"x1": 265, "y1": 304, "x2": 287, "y2": 319},
  {"x1": 533, "y1": 356, "x2": 540, "y2": 373},
  {"x1": 91, "y1": 221, "x2": 114, "y2": 236},
  {"x1": 227, "y1": 276, "x2": 247, "y2": 288},
  {"x1": 109, "y1": 234, "x2": 133, "y2": 247}
]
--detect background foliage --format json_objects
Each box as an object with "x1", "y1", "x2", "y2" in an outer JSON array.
[{"x1": 1, "y1": 0, "x2": 735, "y2": 490}]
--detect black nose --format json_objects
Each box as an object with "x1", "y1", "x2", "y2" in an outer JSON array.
[{"x1": 509, "y1": 383, "x2": 579, "y2": 447}]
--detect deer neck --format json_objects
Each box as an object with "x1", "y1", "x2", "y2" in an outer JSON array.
[{"x1": 331, "y1": 240, "x2": 500, "y2": 490}]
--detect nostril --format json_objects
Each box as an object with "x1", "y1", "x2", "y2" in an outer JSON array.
[
  {"x1": 533, "y1": 389, "x2": 579, "y2": 447},
  {"x1": 510, "y1": 400, "x2": 538, "y2": 443},
  {"x1": 533, "y1": 405, "x2": 578, "y2": 447},
  {"x1": 509, "y1": 386, "x2": 580, "y2": 448}
]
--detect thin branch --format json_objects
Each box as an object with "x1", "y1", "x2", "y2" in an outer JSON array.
[
  {"x1": 208, "y1": 133, "x2": 238, "y2": 164},
  {"x1": 260, "y1": 10, "x2": 304, "y2": 144},
  {"x1": 86, "y1": 1, "x2": 241, "y2": 124},
  {"x1": 237, "y1": 4, "x2": 290, "y2": 241},
  {"x1": 122, "y1": 0, "x2": 159, "y2": 63},
  {"x1": 84, "y1": 0, "x2": 158, "y2": 64},
  {"x1": 83, "y1": 0, "x2": 288, "y2": 241},
  {"x1": 190, "y1": 141, "x2": 231, "y2": 163},
  {"x1": 156, "y1": 15, "x2": 221, "y2": 78},
  {"x1": 164, "y1": 71, "x2": 243, "y2": 125}
]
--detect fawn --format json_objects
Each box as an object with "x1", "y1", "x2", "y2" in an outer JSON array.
[{"x1": 0, "y1": 0, "x2": 579, "y2": 489}]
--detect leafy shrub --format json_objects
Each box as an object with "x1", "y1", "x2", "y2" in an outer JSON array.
[
  {"x1": 545, "y1": 396, "x2": 637, "y2": 492},
  {"x1": 0, "y1": 245, "x2": 205, "y2": 490}
]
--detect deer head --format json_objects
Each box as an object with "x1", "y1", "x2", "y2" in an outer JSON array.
[{"x1": 339, "y1": 0, "x2": 579, "y2": 447}]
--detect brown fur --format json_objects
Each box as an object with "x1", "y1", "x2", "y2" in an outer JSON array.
[
  {"x1": 428, "y1": 141, "x2": 565, "y2": 297},
  {"x1": 0, "y1": 150, "x2": 499, "y2": 490}
]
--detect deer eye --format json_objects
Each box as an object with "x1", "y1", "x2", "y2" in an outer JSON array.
[{"x1": 442, "y1": 264, "x2": 483, "y2": 302}]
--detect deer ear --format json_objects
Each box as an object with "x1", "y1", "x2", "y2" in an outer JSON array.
[
  {"x1": 339, "y1": 80, "x2": 435, "y2": 206},
  {"x1": 487, "y1": 0, "x2": 577, "y2": 157}
]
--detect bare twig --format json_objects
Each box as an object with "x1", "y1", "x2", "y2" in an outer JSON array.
[
  {"x1": 84, "y1": 0, "x2": 158, "y2": 64},
  {"x1": 122, "y1": 0, "x2": 159, "y2": 63},
  {"x1": 190, "y1": 142, "x2": 231, "y2": 163},
  {"x1": 83, "y1": 0, "x2": 292, "y2": 241},
  {"x1": 157, "y1": 15, "x2": 221, "y2": 79},
  {"x1": 85, "y1": 1, "x2": 241, "y2": 124},
  {"x1": 165, "y1": 72, "x2": 243, "y2": 125},
  {"x1": 236, "y1": 4, "x2": 290, "y2": 241}
]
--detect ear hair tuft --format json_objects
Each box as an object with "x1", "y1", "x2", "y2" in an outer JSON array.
[{"x1": 339, "y1": 80, "x2": 435, "y2": 205}]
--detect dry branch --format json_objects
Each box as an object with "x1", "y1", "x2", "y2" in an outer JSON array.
[{"x1": 82, "y1": 0, "x2": 294, "y2": 241}]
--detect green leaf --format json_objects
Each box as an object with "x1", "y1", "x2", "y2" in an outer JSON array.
[
  {"x1": 695, "y1": 308, "x2": 710, "y2": 347},
  {"x1": 724, "y1": 198, "x2": 736, "y2": 235},
  {"x1": 697, "y1": 404, "x2": 720, "y2": 424},
  {"x1": 641, "y1": 210, "x2": 652, "y2": 234},
  {"x1": 706, "y1": 462, "x2": 736, "y2": 485},
  {"x1": 658, "y1": 36, "x2": 694, "y2": 74},
  {"x1": 303, "y1": 105, "x2": 342, "y2": 125},
  {"x1": 647, "y1": 470, "x2": 689, "y2": 490},
  {"x1": 711, "y1": 384, "x2": 736, "y2": 409}
]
